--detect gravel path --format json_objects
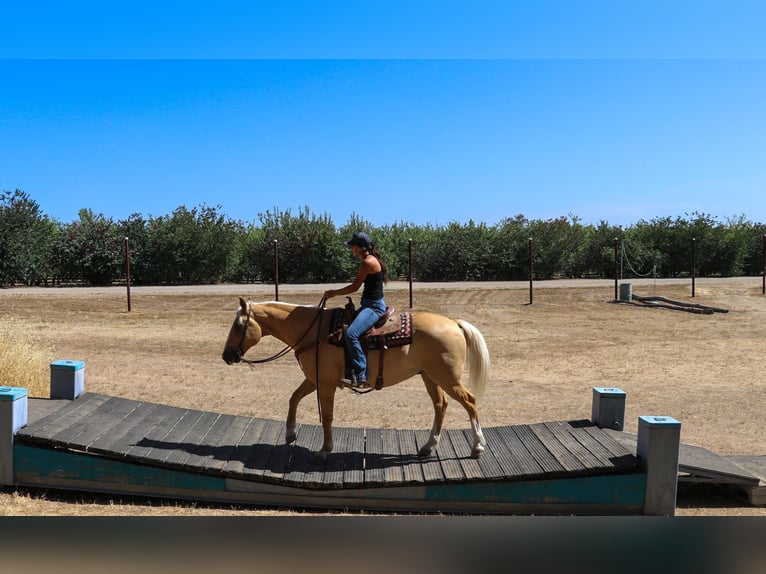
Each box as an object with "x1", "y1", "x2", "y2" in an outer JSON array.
[{"x1": 1, "y1": 276, "x2": 760, "y2": 296}]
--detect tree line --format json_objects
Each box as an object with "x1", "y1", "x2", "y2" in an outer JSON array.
[{"x1": 1, "y1": 189, "x2": 764, "y2": 287}]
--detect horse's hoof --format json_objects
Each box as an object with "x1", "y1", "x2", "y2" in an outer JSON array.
[
  {"x1": 285, "y1": 431, "x2": 297, "y2": 445},
  {"x1": 471, "y1": 444, "x2": 485, "y2": 458},
  {"x1": 418, "y1": 446, "x2": 434, "y2": 457}
]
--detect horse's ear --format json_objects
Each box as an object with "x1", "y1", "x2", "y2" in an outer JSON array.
[{"x1": 239, "y1": 297, "x2": 248, "y2": 314}]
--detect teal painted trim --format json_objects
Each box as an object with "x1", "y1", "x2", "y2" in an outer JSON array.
[
  {"x1": 50, "y1": 359, "x2": 85, "y2": 371},
  {"x1": 13, "y1": 444, "x2": 225, "y2": 492},
  {"x1": 593, "y1": 387, "x2": 626, "y2": 397},
  {"x1": 426, "y1": 473, "x2": 647, "y2": 506},
  {"x1": 0, "y1": 387, "x2": 28, "y2": 401}
]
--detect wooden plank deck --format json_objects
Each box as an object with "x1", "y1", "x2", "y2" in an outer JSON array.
[
  {"x1": 13, "y1": 393, "x2": 651, "y2": 514},
  {"x1": 16, "y1": 393, "x2": 640, "y2": 491}
]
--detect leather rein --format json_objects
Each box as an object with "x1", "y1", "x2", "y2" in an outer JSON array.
[{"x1": 237, "y1": 297, "x2": 328, "y2": 366}]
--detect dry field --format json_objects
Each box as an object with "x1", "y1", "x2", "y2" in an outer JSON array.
[{"x1": 1, "y1": 277, "x2": 764, "y2": 516}]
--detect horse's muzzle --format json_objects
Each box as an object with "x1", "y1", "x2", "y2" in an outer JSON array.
[{"x1": 222, "y1": 348, "x2": 242, "y2": 364}]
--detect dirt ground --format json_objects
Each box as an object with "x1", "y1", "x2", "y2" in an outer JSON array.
[{"x1": 1, "y1": 277, "x2": 764, "y2": 516}]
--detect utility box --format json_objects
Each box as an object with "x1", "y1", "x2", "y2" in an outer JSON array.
[
  {"x1": 1, "y1": 386, "x2": 28, "y2": 485},
  {"x1": 591, "y1": 387, "x2": 627, "y2": 431},
  {"x1": 619, "y1": 283, "x2": 633, "y2": 302},
  {"x1": 50, "y1": 359, "x2": 85, "y2": 400},
  {"x1": 638, "y1": 415, "x2": 682, "y2": 516}
]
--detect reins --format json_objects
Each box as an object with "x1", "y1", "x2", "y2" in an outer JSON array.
[
  {"x1": 238, "y1": 296, "x2": 328, "y2": 423},
  {"x1": 238, "y1": 296, "x2": 327, "y2": 366}
]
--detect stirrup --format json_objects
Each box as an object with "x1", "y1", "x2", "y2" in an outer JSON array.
[{"x1": 341, "y1": 374, "x2": 368, "y2": 389}]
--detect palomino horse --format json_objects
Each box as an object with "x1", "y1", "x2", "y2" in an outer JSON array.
[{"x1": 222, "y1": 297, "x2": 490, "y2": 462}]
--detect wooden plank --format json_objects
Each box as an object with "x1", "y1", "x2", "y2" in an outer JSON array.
[
  {"x1": 19, "y1": 392, "x2": 104, "y2": 434},
  {"x1": 483, "y1": 427, "x2": 529, "y2": 478},
  {"x1": 18, "y1": 393, "x2": 112, "y2": 443},
  {"x1": 414, "y1": 429, "x2": 444, "y2": 482},
  {"x1": 342, "y1": 427, "x2": 366, "y2": 487},
  {"x1": 133, "y1": 408, "x2": 203, "y2": 465},
  {"x1": 200, "y1": 415, "x2": 254, "y2": 473},
  {"x1": 181, "y1": 413, "x2": 239, "y2": 470},
  {"x1": 105, "y1": 403, "x2": 179, "y2": 458},
  {"x1": 124, "y1": 406, "x2": 192, "y2": 461},
  {"x1": 529, "y1": 422, "x2": 587, "y2": 473},
  {"x1": 282, "y1": 423, "x2": 325, "y2": 486},
  {"x1": 679, "y1": 444, "x2": 762, "y2": 485},
  {"x1": 246, "y1": 419, "x2": 288, "y2": 480},
  {"x1": 160, "y1": 411, "x2": 221, "y2": 467},
  {"x1": 562, "y1": 420, "x2": 627, "y2": 468},
  {"x1": 396, "y1": 429, "x2": 425, "y2": 484},
  {"x1": 72, "y1": 397, "x2": 146, "y2": 450},
  {"x1": 322, "y1": 426, "x2": 351, "y2": 488},
  {"x1": 541, "y1": 421, "x2": 603, "y2": 470},
  {"x1": 513, "y1": 425, "x2": 565, "y2": 475},
  {"x1": 220, "y1": 417, "x2": 270, "y2": 476},
  {"x1": 364, "y1": 427, "x2": 386, "y2": 486},
  {"x1": 260, "y1": 442, "x2": 294, "y2": 483},
  {"x1": 381, "y1": 428, "x2": 405, "y2": 485},
  {"x1": 590, "y1": 427, "x2": 637, "y2": 460},
  {"x1": 433, "y1": 428, "x2": 465, "y2": 482},
  {"x1": 444, "y1": 429, "x2": 484, "y2": 480},
  {"x1": 26, "y1": 398, "x2": 71, "y2": 426},
  {"x1": 493, "y1": 425, "x2": 545, "y2": 477},
  {"x1": 457, "y1": 428, "x2": 507, "y2": 480},
  {"x1": 86, "y1": 402, "x2": 167, "y2": 456}
]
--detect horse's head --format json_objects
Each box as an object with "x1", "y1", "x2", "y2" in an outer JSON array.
[{"x1": 222, "y1": 297, "x2": 263, "y2": 364}]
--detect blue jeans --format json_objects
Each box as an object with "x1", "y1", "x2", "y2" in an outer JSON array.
[{"x1": 345, "y1": 297, "x2": 386, "y2": 382}]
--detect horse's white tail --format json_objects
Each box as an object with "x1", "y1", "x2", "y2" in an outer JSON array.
[{"x1": 456, "y1": 320, "x2": 490, "y2": 401}]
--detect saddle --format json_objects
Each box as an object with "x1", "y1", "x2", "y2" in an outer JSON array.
[{"x1": 329, "y1": 298, "x2": 414, "y2": 390}]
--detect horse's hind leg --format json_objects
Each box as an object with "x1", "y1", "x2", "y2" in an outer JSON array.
[
  {"x1": 285, "y1": 378, "x2": 315, "y2": 444},
  {"x1": 419, "y1": 374, "x2": 448, "y2": 457},
  {"x1": 441, "y1": 383, "x2": 486, "y2": 458}
]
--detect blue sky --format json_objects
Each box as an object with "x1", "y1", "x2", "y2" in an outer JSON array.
[{"x1": 2, "y1": 1, "x2": 765, "y2": 228}]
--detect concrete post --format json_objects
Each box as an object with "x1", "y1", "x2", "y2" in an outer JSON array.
[
  {"x1": 637, "y1": 415, "x2": 681, "y2": 516},
  {"x1": 591, "y1": 387, "x2": 626, "y2": 431},
  {"x1": 0, "y1": 386, "x2": 28, "y2": 485},
  {"x1": 50, "y1": 359, "x2": 85, "y2": 400}
]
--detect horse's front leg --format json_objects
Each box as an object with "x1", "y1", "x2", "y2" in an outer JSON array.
[
  {"x1": 419, "y1": 375, "x2": 448, "y2": 457},
  {"x1": 285, "y1": 378, "x2": 316, "y2": 444},
  {"x1": 311, "y1": 382, "x2": 337, "y2": 464}
]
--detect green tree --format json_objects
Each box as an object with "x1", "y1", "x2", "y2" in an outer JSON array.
[
  {"x1": 0, "y1": 189, "x2": 56, "y2": 286},
  {"x1": 143, "y1": 205, "x2": 241, "y2": 284},
  {"x1": 248, "y1": 207, "x2": 345, "y2": 283},
  {"x1": 51, "y1": 209, "x2": 123, "y2": 285}
]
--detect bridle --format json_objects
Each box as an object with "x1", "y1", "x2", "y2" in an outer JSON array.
[
  {"x1": 234, "y1": 296, "x2": 328, "y2": 421},
  {"x1": 235, "y1": 297, "x2": 327, "y2": 365}
]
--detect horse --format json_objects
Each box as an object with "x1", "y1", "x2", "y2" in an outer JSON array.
[{"x1": 221, "y1": 297, "x2": 490, "y2": 463}]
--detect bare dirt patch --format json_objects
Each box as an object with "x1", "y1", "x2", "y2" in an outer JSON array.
[{"x1": 1, "y1": 278, "x2": 764, "y2": 515}]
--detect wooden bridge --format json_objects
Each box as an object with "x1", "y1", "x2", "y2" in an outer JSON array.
[
  {"x1": 9, "y1": 392, "x2": 651, "y2": 514},
  {"x1": 4, "y1": 375, "x2": 762, "y2": 514}
]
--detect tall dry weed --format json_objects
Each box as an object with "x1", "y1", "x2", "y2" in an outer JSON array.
[{"x1": 0, "y1": 318, "x2": 50, "y2": 397}]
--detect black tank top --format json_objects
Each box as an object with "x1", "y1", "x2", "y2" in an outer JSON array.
[{"x1": 362, "y1": 271, "x2": 384, "y2": 300}]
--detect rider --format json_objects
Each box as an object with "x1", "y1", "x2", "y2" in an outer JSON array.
[{"x1": 324, "y1": 231, "x2": 388, "y2": 388}]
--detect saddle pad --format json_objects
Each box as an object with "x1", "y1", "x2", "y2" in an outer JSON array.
[
  {"x1": 328, "y1": 309, "x2": 414, "y2": 349},
  {"x1": 367, "y1": 312, "x2": 413, "y2": 349}
]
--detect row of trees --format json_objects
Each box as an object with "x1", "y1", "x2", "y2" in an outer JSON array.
[{"x1": 1, "y1": 189, "x2": 765, "y2": 287}]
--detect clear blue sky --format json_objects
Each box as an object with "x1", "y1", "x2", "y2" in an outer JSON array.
[{"x1": 2, "y1": 1, "x2": 765, "y2": 228}]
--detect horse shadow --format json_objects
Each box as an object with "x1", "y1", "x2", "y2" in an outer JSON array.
[{"x1": 132, "y1": 437, "x2": 430, "y2": 475}]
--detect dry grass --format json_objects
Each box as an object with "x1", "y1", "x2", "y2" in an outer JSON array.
[
  {"x1": 0, "y1": 317, "x2": 51, "y2": 398},
  {"x1": 0, "y1": 278, "x2": 764, "y2": 516}
]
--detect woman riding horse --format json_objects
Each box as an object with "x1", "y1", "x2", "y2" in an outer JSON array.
[{"x1": 222, "y1": 297, "x2": 490, "y2": 463}]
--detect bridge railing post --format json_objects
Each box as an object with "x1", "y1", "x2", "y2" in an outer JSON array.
[
  {"x1": 0, "y1": 386, "x2": 28, "y2": 485},
  {"x1": 637, "y1": 415, "x2": 681, "y2": 516},
  {"x1": 50, "y1": 360, "x2": 86, "y2": 400},
  {"x1": 591, "y1": 387, "x2": 626, "y2": 431}
]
